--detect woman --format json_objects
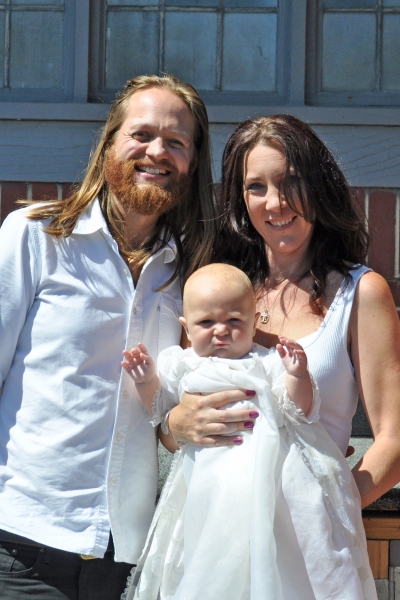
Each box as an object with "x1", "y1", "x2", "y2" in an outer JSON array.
[{"x1": 167, "y1": 114, "x2": 400, "y2": 509}]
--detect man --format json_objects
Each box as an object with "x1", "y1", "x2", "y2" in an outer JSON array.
[{"x1": 0, "y1": 74, "x2": 216, "y2": 599}]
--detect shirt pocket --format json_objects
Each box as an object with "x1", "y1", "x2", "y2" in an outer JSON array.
[{"x1": 157, "y1": 292, "x2": 183, "y2": 355}]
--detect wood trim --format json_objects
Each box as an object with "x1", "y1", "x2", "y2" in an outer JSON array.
[
  {"x1": 1, "y1": 104, "x2": 400, "y2": 125},
  {"x1": 367, "y1": 540, "x2": 389, "y2": 579},
  {"x1": 363, "y1": 516, "x2": 400, "y2": 540}
]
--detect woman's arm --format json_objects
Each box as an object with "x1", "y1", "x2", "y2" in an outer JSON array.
[{"x1": 350, "y1": 271, "x2": 400, "y2": 508}]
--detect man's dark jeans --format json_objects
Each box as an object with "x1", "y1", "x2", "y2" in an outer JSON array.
[{"x1": 0, "y1": 530, "x2": 134, "y2": 599}]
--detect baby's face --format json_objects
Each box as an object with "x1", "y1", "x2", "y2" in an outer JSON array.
[{"x1": 180, "y1": 286, "x2": 257, "y2": 359}]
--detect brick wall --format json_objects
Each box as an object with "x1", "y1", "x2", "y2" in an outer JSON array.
[{"x1": 1, "y1": 181, "x2": 399, "y2": 312}]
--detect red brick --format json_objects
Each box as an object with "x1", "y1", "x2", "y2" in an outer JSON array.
[
  {"x1": 61, "y1": 183, "x2": 74, "y2": 199},
  {"x1": 1, "y1": 182, "x2": 28, "y2": 223},
  {"x1": 368, "y1": 190, "x2": 396, "y2": 278},
  {"x1": 387, "y1": 279, "x2": 400, "y2": 309},
  {"x1": 31, "y1": 183, "x2": 59, "y2": 201},
  {"x1": 350, "y1": 187, "x2": 367, "y2": 226}
]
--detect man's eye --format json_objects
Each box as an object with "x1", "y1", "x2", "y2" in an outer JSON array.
[
  {"x1": 133, "y1": 132, "x2": 150, "y2": 141},
  {"x1": 169, "y1": 139, "x2": 184, "y2": 148}
]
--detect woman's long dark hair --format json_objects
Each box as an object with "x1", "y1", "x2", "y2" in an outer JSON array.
[{"x1": 216, "y1": 114, "x2": 369, "y2": 314}]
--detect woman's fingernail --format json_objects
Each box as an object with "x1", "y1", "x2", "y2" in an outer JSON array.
[
  {"x1": 249, "y1": 411, "x2": 259, "y2": 418},
  {"x1": 233, "y1": 437, "x2": 243, "y2": 445},
  {"x1": 244, "y1": 421, "x2": 255, "y2": 429},
  {"x1": 246, "y1": 390, "x2": 256, "y2": 397}
]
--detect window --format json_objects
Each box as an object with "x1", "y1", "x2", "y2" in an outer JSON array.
[
  {"x1": 89, "y1": 0, "x2": 291, "y2": 105},
  {"x1": 0, "y1": 0, "x2": 78, "y2": 102},
  {"x1": 307, "y1": 0, "x2": 400, "y2": 106},
  {"x1": 1, "y1": 0, "x2": 399, "y2": 112}
]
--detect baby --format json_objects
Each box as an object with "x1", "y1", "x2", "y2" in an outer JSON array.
[{"x1": 121, "y1": 264, "x2": 376, "y2": 600}]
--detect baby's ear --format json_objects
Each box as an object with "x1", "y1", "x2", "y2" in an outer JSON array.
[
  {"x1": 179, "y1": 316, "x2": 190, "y2": 338},
  {"x1": 253, "y1": 313, "x2": 261, "y2": 335}
]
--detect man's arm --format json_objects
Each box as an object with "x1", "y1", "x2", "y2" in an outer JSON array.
[{"x1": 0, "y1": 210, "x2": 38, "y2": 389}]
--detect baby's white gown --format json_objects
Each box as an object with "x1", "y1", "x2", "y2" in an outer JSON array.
[{"x1": 122, "y1": 344, "x2": 376, "y2": 600}]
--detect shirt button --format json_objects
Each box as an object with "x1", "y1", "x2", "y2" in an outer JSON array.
[
  {"x1": 116, "y1": 433, "x2": 122, "y2": 442},
  {"x1": 132, "y1": 307, "x2": 137, "y2": 315},
  {"x1": 123, "y1": 268, "x2": 128, "y2": 275},
  {"x1": 122, "y1": 390, "x2": 128, "y2": 399},
  {"x1": 110, "y1": 477, "x2": 116, "y2": 486}
]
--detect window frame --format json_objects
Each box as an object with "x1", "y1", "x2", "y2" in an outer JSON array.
[
  {"x1": 88, "y1": 0, "x2": 292, "y2": 106},
  {"x1": 306, "y1": 0, "x2": 400, "y2": 107},
  {"x1": 0, "y1": 1, "x2": 87, "y2": 103}
]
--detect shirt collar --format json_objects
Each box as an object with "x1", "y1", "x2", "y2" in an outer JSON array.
[
  {"x1": 73, "y1": 198, "x2": 177, "y2": 264},
  {"x1": 72, "y1": 198, "x2": 108, "y2": 235}
]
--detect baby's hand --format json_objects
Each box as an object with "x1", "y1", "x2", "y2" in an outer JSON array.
[
  {"x1": 121, "y1": 342, "x2": 156, "y2": 383},
  {"x1": 276, "y1": 337, "x2": 308, "y2": 378}
]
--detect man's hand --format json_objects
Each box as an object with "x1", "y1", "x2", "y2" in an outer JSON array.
[{"x1": 121, "y1": 342, "x2": 156, "y2": 384}]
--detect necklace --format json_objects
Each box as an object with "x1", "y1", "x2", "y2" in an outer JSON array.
[
  {"x1": 260, "y1": 308, "x2": 270, "y2": 325},
  {"x1": 259, "y1": 286, "x2": 283, "y2": 325}
]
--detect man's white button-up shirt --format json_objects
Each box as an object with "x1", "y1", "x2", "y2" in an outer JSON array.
[{"x1": 0, "y1": 200, "x2": 183, "y2": 563}]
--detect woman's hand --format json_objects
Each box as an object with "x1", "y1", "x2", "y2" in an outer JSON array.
[
  {"x1": 167, "y1": 389, "x2": 259, "y2": 447},
  {"x1": 350, "y1": 271, "x2": 400, "y2": 507}
]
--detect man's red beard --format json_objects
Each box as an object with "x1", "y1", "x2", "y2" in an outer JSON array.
[{"x1": 104, "y1": 150, "x2": 191, "y2": 216}]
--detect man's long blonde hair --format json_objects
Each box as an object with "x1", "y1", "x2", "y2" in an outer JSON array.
[{"x1": 26, "y1": 74, "x2": 217, "y2": 284}]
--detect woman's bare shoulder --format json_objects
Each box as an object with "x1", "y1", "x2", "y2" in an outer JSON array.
[{"x1": 355, "y1": 270, "x2": 395, "y2": 307}]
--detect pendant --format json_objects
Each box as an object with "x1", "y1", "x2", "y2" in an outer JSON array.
[{"x1": 260, "y1": 311, "x2": 269, "y2": 324}]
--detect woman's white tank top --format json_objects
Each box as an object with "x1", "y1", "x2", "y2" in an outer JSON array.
[{"x1": 299, "y1": 264, "x2": 371, "y2": 455}]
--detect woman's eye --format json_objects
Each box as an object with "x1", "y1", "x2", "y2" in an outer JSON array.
[{"x1": 245, "y1": 182, "x2": 263, "y2": 192}]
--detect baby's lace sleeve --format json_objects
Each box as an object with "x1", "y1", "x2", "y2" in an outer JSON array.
[
  {"x1": 275, "y1": 371, "x2": 321, "y2": 424},
  {"x1": 149, "y1": 346, "x2": 184, "y2": 427},
  {"x1": 149, "y1": 383, "x2": 181, "y2": 427}
]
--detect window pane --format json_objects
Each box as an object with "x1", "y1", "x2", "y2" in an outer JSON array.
[
  {"x1": 383, "y1": 0, "x2": 400, "y2": 5},
  {"x1": 9, "y1": 11, "x2": 63, "y2": 89},
  {"x1": 222, "y1": 13, "x2": 276, "y2": 91},
  {"x1": 105, "y1": 11, "x2": 159, "y2": 89},
  {"x1": 224, "y1": 0, "x2": 276, "y2": 6},
  {"x1": 164, "y1": 12, "x2": 217, "y2": 90},
  {"x1": 166, "y1": 0, "x2": 218, "y2": 6},
  {"x1": 11, "y1": 0, "x2": 64, "y2": 5},
  {"x1": 323, "y1": 0, "x2": 376, "y2": 7},
  {"x1": 107, "y1": 0, "x2": 158, "y2": 6},
  {"x1": 382, "y1": 14, "x2": 400, "y2": 91},
  {"x1": 322, "y1": 13, "x2": 375, "y2": 91}
]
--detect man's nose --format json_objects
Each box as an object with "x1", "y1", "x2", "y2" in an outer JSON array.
[{"x1": 146, "y1": 137, "x2": 168, "y2": 160}]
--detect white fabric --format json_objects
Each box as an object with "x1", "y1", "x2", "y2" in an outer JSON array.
[
  {"x1": 0, "y1": 200, "x2": 183, "y2": 562},
  {"x1": 302, "y1": 265, "x2": 371, "y2": 454},
  {"x1": 123, "y1": 345, "x2": 376, "y2": 600}
]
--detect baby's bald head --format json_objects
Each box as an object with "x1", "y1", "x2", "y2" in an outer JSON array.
[{"x1": 183, "y1": 263, "x2": 255, "y2": 316}]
